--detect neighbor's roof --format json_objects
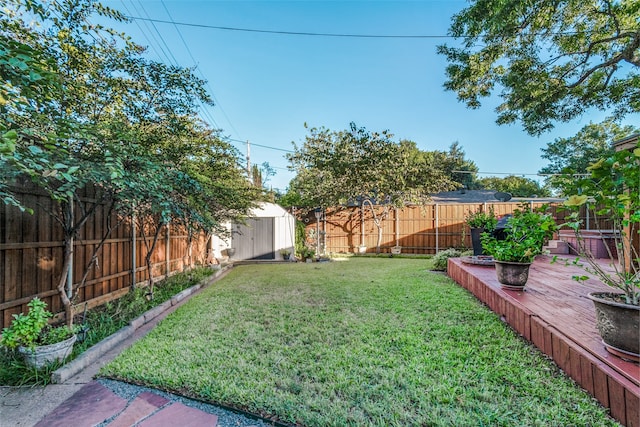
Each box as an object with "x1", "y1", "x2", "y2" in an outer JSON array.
[
  {"x1": 612, "y1": 133, "x2": 639, "y2": 150},
  {"x1": 430, "y1": 189, "x2": 563, "y2": 204}
]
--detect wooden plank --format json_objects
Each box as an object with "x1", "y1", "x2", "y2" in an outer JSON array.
[
  {"x1": 580, "y1": 355, "x2": 595, "y2": 395},
  {"x1": 609, "y1": 375, "x2": 627, "y2": 426},
  {"x1": 569, "y1": 347, "x2": 582, "y2": 385},
  {"x1": 530, "y1": 317, "x2": 546, "y2": 353},
  {"x1": 626, "y1": 387, "x2": 640, "y2": 427}
]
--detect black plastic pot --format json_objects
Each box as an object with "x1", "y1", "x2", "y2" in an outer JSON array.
[{"x1": 470, "y1": 227, "x2": 485, "y2": 256}]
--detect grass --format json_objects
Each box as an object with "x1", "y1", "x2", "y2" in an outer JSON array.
[
  {"x1": 0, "y1": 267, "x2": 214, "y2": 386},
  {"x1": 101, "y1": 258, "x2": 618, "y2": 426}
]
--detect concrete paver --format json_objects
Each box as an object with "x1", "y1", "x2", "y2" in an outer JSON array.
[
  {"x1": 138, "y1": 402, "x2": 218, "y2": 427},
  {"x1": 33, "y1": 382, "x2": 127, "y2": 427},
  {"x1": 109, "y1": 392, "x2": 170, "y2": 427}
]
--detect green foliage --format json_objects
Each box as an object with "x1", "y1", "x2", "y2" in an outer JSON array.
[
  {"x1": 432, "y1": 248, "x2": 471, "y2": 271},
  {"x1": 1, "y1": 0, "x2": 255, "y2": 323},
  {"x1": 294, "y1": 220, "x2": 308, "y2": 256},
  {"x1": 540, "y1": 119, "x2": 638, "y2": 195},
  {"x1": 464, "y1": 207, "x2": 497, "y2": 230},
  {"x1": 0, "y1": 267, "x2": 214, "y2": 385},
  {"x1": 438, "y1": 0, "x2": 640, "y2": 135},
  {"x1": 477, "y1": 175, "x2": 550, "y2": 197},
  {"x1": 481, "y1": 205, "x2": 557, "y2": 263},
  {"x1": 560, "y1": 143, "x2": 640, "y2": 305},
  {"x1": 0, "y1": 298, "x2": 73, "y2": 350},
  {"x1": 298, "y1": 246, "x2": 316, "y2": 260},
  {"x1": 287, "y1": 123, "x2": 457, "y2": 209}
]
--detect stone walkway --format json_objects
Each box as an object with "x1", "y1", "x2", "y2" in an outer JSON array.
[{"x1": 34, "y1": 381, "x2": 219, "y2": 427}]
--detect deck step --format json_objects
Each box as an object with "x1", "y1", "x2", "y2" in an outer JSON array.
[{"x1": 544, "y1": 239, "x2": 569, "y2": 254}]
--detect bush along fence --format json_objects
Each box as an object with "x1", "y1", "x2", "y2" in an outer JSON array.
[
  {"x1": 0, "y1": 185, "x2": 210, "y2": 330},
  {"x1": 302, "y1": 201, "x2": 601, "y2": 255}
]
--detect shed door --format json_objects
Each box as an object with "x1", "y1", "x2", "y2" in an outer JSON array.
[{"x1": 232, "y1": 218, "x2": 275, "y2": 260}]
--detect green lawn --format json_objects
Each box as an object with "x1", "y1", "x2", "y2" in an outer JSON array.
[{"x1": 101, "y1": 258, "x2": 617, "y2": 426}]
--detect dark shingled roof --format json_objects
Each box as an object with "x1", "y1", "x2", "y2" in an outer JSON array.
[{"x1": 430, "y1": 189, "x2": 564, "y2": 204}]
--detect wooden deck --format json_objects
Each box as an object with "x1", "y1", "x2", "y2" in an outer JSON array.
[{"x1": 448, "y1": 256, "x2": 639, "y2": 427}]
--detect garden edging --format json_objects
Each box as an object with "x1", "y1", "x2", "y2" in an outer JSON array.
[{"x1": 51, "y1": 265, "x2": 233, "y2": 384}]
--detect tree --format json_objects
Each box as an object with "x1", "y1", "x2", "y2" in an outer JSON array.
[
  {"x1": 477, "y1": 175, "x2": 550, "y2": 197},
  {"x1": 1, "y1": 0, "x2": 255, "y2": 325},
  {"x1": 287, "y1": 123, "x2": 456, "y2": 252},
  {"x1": 438, "y1": 0, "x2": 640, "y2": 136},
  {"x1": 539, "y1": 119, "x2": 638, "y2": 194},
  {"x1": 424, "y1": 142, "x2": 480, "y2": 190}
]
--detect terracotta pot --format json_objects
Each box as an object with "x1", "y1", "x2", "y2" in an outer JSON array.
[
  {"x1": 494, "y1": 260, "x2": 531, "y2": 290},
  {"x1": 588, "y1": 292, "x2": 639, "y2": 361},
  {"x1": 19, "y1": 334, "x2": 77, "y2": 369}
]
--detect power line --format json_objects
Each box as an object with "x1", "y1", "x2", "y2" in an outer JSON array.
[
  {"x1": 159, "y1": 0, "x2": 240, "y2": 137},
  {"x1": 225, "y1": 137, "x2": 295, "y2": 153},
  {"x1": 124, "y1": 16, "x2": 460, "y2": 39},
  {"x1": 452, "y1": 170, "x2": 590, "y2": 177}
]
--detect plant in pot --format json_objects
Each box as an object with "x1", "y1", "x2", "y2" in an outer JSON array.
[
  {"x1": 465, "y1": 208, "x2": 497, "y2": 256},
  {"x1": 298, "y1": 247, "x2": 316, "y2": 262},
  {"x1": 481, "y1": 205, "x2": 557, "y2": 290},
  {"x1": 279, "y1": 248, "x2": 292, "y2": 260},
  {"x1": 558, "y1": 144, "x2": 639, "y2": 361},
  {"x1": 1, "y1": 298, "x2": 78, "y2": 369}
]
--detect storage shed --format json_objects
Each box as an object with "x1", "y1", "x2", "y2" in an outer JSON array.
[{"x1": 229, "y1": 203, "x2": 296, "y2": 260}]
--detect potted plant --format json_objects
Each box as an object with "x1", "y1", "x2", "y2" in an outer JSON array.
[
  {"x1": 465, "y1": 208, "x2": 497, "y2": 256},
  {"x1": 1, "y1": 298, "x2": 78, "y2": 369},
  {"x1": 481, "y1": 205, "x2": 557, "y2": 289},
  {"x1": 279, "y1": 248, "x2": 292, "y2": 260},
  {"x1": 559, "y1": 144, "x2": 639, "y2": 361},
  {"x1": 299, "y1": 247, "x2": 316, "y2": 262}
]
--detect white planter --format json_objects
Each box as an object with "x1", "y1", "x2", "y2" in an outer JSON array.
[
  {"x1": 358, "y1": 245, "x2": 367, "y2": 254},
  {"x1": 391, "y1": 246, "x2": 402, "y2": 255},
  {"x1": 19, "y1": 334, "x2": 77, "y2": 369}
]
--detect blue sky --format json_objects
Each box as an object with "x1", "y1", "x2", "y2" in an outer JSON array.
[{"x1": 102, "y1": 0, "x2": 637, "y2": 191}]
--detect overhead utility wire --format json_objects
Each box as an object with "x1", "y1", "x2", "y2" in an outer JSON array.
[
  {"x1": 124, "y1": 17, "x2": 461, "y2": 38},
  {"x1": 452, "y1": 170, "x2": 590, "y2": 177},
  {"x1": 125, "y1": 0, "x2": 221, "y2": 129},
  {"x1": 159, "y1": 0, "x2": 241, "y2": 138},
  {"x1": 224, "y1": 137, "x2": 294, "y2": 153}
]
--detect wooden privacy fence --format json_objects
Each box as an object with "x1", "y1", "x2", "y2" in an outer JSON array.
[
  {"x1": 0, "y1": 185, "x2": 209, "y2": 330},
  {"x1": 303, "y1": 201, "x2": 588, "y2": 255}
]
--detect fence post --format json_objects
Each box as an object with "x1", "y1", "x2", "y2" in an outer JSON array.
[
  {"x1": 131, "y1": 213, "x2": 136, "y2": 287},
  {"x1": 165, "y1": 221, "x2": 170, "y2": 278},
  {"x1": 435, "y1": 203, "x2": 439, "y2": 254},
  {"x1": 394, "y1": 207, "x2": 399, "y2": 247},
  {"x1": 67, "y1": 195, "x2": 73, "y2": 298}
]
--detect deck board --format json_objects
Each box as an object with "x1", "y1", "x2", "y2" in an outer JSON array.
[{"x1": 448, "y1": 256, "x2": 639, "y2": 427}]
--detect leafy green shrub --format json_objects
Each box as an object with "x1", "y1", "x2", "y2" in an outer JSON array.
[
  {"x1": 465, "y1": 207, "x2": 497, "y2": 230},
  {"x1": 432, "y1": 248, "x2": 470, "y2": 271},
  {"x1": 481, "y1": 205, "x2": 556, "y2": 263},
  {"x1": 1, "y1": 267, "x2": 215, "y2": 386},
  {"x1": 0, "y1": 298, "x2": 75, "y2": 350}
]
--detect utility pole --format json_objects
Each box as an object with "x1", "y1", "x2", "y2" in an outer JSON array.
[{"x1": 246, "y1": 140, "x2": 251, "y2": 181}]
